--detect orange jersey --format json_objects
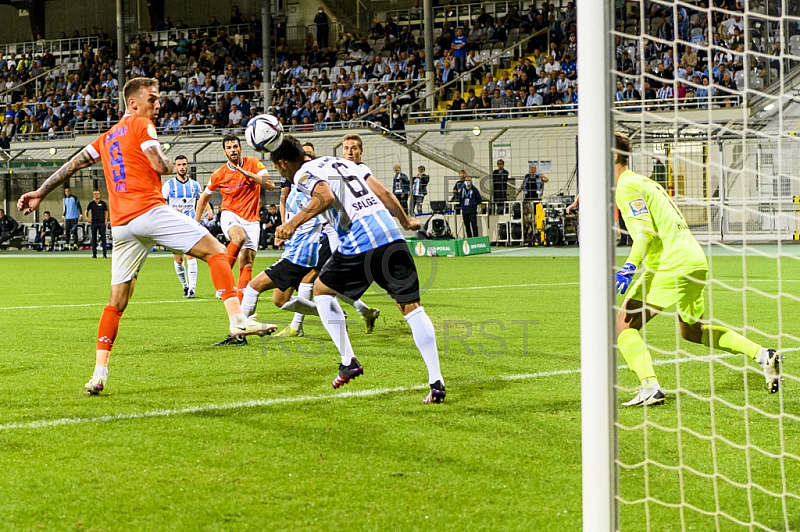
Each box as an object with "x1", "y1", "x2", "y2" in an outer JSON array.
[
  {"x1": 87, "y1": 114, "x2": 165, "y2": 226},
  {"x1": 207, "y1": 156, "x2": 266, "y2": 222}
]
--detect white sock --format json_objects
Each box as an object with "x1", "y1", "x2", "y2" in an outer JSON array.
[
  {"x1": 281, "y1": 296, "x2": 318, "y2": 316},
  {"x1": 404, "y1": 306, "x2": 444, "y2": 385},
  {"x1": 174, "y1": 260, "x2": 187, "y2": 288},
  {"x1": 241, "y1": 285, "x2": 260, "y2": 318},
  {"x1": 337, "y1": 294, "x2": 370, "y2": 317},
  {"x1": 186, "y1": 258, "x2": 198, "y2": 290},
  {"x1": 291, "y1": 282, "x2": 314, "y2": 329},
  {"x1": 93, "y1": 365, "x2": 108, "y2": 379},
  {"x1": 315, "y1": 294, "x2": 355, "y2": 365}
]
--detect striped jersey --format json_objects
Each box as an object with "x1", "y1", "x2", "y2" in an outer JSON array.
[
  {"x1": 162, "y1": 177, "x2": 202, "y2": 218},
  {"x1": 294, "y1": 156, "x2": 403, "y2": 255},
  {"x1": 282, "y1": 184, "x2": 323, "y2": 268}
]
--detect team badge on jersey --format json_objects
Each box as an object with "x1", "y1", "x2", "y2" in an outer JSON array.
[{"x1": 628, "y1": 199, "x2": 649, "y2": 216}]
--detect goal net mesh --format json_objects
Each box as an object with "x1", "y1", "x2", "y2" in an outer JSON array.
[{"x1": 612, "y1": 0, "x2": 800, "y2": 529}]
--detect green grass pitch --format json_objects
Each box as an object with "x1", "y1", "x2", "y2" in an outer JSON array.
[{"x1": 0, "y1": 249, "x2": 798, "y2": 531}]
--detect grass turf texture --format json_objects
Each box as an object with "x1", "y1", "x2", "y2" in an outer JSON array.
[{"x1": 0, "y1": 250, "x2": 797, "y2": 531}]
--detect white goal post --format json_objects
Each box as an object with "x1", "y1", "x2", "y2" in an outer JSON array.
[{"x1": 578, "y1": 0, "x2": 617, "y2": 530}]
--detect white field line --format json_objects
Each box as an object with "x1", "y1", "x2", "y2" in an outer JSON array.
[
  {"x1": 3, "y1": 348, "x2": 797, "y2": 432},
  {"x1": 0, "y1": 283, "x2": 579, "y2": 311}
]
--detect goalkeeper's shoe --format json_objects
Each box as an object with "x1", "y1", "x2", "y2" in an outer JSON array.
[
  {"x1": 622, "y1": 386, "x2": 665, "y2": 407},
  {"x1": 274, "y1": 325, "x2": 304, "y2": 337},
  {"x1": 364, "y1": 307, "x2": 380, "y2": 334},
  {"x1": 213, "y1": 335, "x2": 248, "y2": 347},
  {"x1": 187, "y1": 289, "x2": 196, "y2": 299},
  {"x1": 85, "y1": 376, "x2": 106, "y2": 395},
  {"x1": 215, "y1": 289, "x2": 223, "y2": 299},
  {"x1": 229, "y1": 318, "x2": 278, "y2": 337},
  {"x1": 760, "y1": 348, "x2": 783, "y2": 394},
  {"x1": 183, "y1": 286, "x2": 190, "y2": 298},
  {"x1": 423, "y1": 380, "x2": 446, "y2": 404},
  {"x1": 332, "y1": 357, "x2": 363, "y2": 389}
]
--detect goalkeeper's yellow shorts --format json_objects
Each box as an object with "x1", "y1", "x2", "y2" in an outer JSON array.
[{"x1": 627, "y1": 268, "x2": 707, "y2": 324}]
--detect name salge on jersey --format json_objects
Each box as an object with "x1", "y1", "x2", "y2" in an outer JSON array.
[{"x1": 352, "y1": 197, "x2": 379, "y2": 210}]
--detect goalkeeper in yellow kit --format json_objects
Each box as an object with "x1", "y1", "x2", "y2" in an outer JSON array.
[{"x1": 613, "y1": 132, "x2": 781, "y2": 406}]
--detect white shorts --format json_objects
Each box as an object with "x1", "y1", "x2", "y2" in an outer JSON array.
[
  {"x1": 220, "y1": 210, "x2": 260, "y2": 251},
  {"x1": 111, "y1": 206, "x2": 209, "y2": 285}
]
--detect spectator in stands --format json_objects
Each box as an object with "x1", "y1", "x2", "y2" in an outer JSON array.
[
  {"x1": 452, "y1": 28, "x2": 468, "y2": 73},
  {"x1": 483, "y1": 73, "x2": 497, "y2": 94},
  {"x1": 492, "y1": 159, "x2": 510, "y2": 214},
  {"x1": 0, "y1": 131, "x2": 9, "y2": 151},
  {"x1": 315, "y1": 7, "x2": 330, "y2": 47},
  {"x1": 526, "y1": 86, "x2": 543, "y2": 112}
]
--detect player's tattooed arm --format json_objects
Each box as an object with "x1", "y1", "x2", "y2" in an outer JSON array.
[
  {"x1": 18, "y1": 149, "x2": 96, "y2": 214},
  {"x1": 144, "y1": 145, "x2": 174, "y2": 175}
]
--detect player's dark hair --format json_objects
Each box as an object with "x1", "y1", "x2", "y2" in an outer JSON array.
[
  {"x1": 302, "y1": 141, "x2": 315, "y2": 150},
  {"x1": 174, "y1": 154, "x2": 188, "y2": 162},
  {"x1": 44, "y1": 211, "x2": 50, "y2": 215},
  {"x1": 270, "y1": 135, "x2": 305, "y2": 165},
  {"x1": 615, "y1": 132, "x2": 631, "y2": 166},
  {"x1": 123, "y1": 77, "x2": 159, "y2": 102},
  {"x1": 221, "y1": 133, "x2": 241, "y2": 148}
]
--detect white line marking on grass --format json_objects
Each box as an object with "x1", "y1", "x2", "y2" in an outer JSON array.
[
  {"x1": 3, "y1": 348, "x2": 796, "y2": 432},
  {"x1": 0, "y1": 283, "x2": 580, "y2": 311}
]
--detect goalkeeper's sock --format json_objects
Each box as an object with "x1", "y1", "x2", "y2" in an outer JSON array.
[
  {"x1": 315, "y1": 294, "x2": 355, "y2": 365},
  {"x1": 618, "y1": 328, "x2": 658, "y2": 386},
  {"x1": 337, "y1": 294, "x2": 370, "y2": 317},
  {"x1": 174, "y1": 260, "x2": 187, "y2": 288},
  {"x1": 701, "y1": 325, "x2": 762, "y2": 361},
  {"x1": 404, "y1": 306, "x2": 444, "y2": 385},
  {"x1": 226, "y1": 242, "x2": 241, "y2": 268},
  {"x1": 186, "y1": 258, "x2": 198, "y2": 291},
  {"x1": 291, "y1": 283, "x2": 314, "y2": 330}
]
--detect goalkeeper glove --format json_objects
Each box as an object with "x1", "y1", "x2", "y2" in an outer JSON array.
[{"x1": 615, "y1": 262, "x2": 637, "y2": 294}]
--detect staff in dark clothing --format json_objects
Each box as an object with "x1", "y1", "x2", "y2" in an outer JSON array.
[
  {"x1": 37, "y1": 210, "x2": 62, "y2": 251},
  {"x1": 85, "y1": 189, "x2": 109, "y2": 258},
  {"x1": 0, "y1": 208, "x2": 20, "y2": 246},
  {"x1": 459, "y1": 176, "x2": 483, "y2": 238}
]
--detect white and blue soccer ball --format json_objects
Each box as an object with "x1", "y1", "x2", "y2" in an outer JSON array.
[{"x1": 245, "y1": 113, "x2": 284, "y2": 152}]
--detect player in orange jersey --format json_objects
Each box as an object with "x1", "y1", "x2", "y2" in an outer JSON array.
[
  {"x1": 196, "y1": 134, "x2": 274, "y2": 311},
  {"x1": 16, "y1": 77, "x2": 276, "y2": 395}
]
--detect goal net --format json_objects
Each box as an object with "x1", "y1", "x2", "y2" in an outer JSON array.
[{"x1": 582, "y1": 0, "x2": 800, "y2": 529}]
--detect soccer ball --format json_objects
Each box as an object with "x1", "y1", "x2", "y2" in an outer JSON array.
[{"x1": 245, "y1": 113, "x2": 284, "y2": 152}]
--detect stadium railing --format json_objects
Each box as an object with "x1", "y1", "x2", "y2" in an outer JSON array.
[{"x1": 0, "y1": 36, "x2": 101, "y2": 59}]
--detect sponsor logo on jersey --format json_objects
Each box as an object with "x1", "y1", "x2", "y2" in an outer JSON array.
[
  {"x1": 628, "y1": 199, "x2": 649, "y2": 216},
  {"x1": 147, "y1": 124, "x2": 158, "y2": 139},
  {"x1": 297, "y1": 172, "x2": 312, "y2": 186}
]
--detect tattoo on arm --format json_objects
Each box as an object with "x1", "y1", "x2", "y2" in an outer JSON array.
[
  {"x1": 39, "y1": 150, "x2": 95, "y2": 197},
  {"x1": 144, "y1": 146, "x2": 173, "y2": 174}
]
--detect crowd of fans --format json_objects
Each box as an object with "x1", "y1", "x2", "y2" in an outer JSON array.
[
  {"x1": 0, "y1": 0, "x2": 793, "y2": 147},
  {"x1": 614, "y1": 0, "x2": 790, "y2": 110}
]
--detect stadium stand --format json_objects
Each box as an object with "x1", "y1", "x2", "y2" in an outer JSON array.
[{"x1": 0, "y1": 0, "x2": 785, "y2": 144}]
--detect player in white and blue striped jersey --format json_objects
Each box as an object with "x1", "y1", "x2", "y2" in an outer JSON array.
[
  {"x1": 234, "y1": 178, "x2": 326, "y2": 327},
  {"x1": 162, "y1": 155, "x2": 213, "y2": 298},
  {"x1": 270, "y1": 135, "x2": 446, "y2": 404},
  {"x1": 271, "y1": 141, "x2": 380, "y2": 338}
]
